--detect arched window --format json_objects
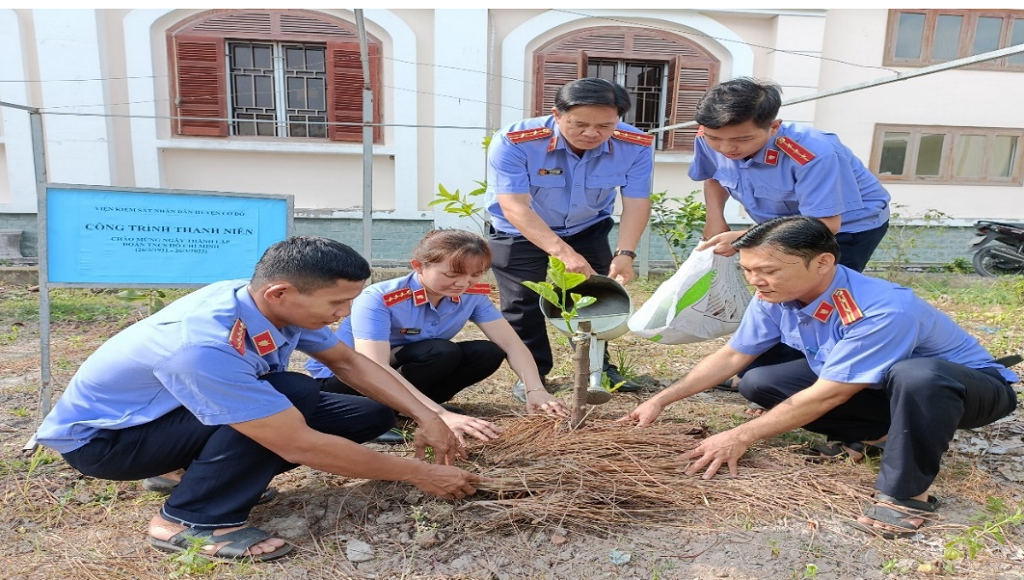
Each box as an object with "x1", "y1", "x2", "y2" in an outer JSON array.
[
  {"x1": 167, "y1": 10, "x2": 382, "y2": 142},
  {"x1": 533, "y1": 27, "x2": 718, "y2": 151}
]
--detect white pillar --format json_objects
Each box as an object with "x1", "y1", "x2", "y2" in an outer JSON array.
[
  {"x1": 33, "y1": 9, "x2": 112, "y2": 186},
  {"x1": 432, "y1": 9, "x2": 491, "y2": 232},
  {"x1": 771, "y1": 14, "x2": 827, "y2": 125}
]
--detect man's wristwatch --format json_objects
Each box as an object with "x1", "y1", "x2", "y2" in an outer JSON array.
[{"x1": 613, "y1": 249, "x2": 637, "y2": 260}]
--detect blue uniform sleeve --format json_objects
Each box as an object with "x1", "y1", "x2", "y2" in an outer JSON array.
[
  {"x1": 348, "y1": 290, "x2": 393, "y2": 343},
  {"x1": 727, "y1": 298, "x2": 782, "y2": 356},
  {"x1": 790, "y1": 146, "x2": 865, "y2": 219},
  {"x1": 488, "y1": 132, "x2": 532, "y2": 195},
  {"x1": 469, "y1": 297, "x2": 503, "y2": 325},
  {"x1": 153, "y1": 343, "x2": 293, "y2": 425},
  {"x1": 620, "y1": 142, "x2": 655, "y2": 199},
  {"x1": 688, "y1": 138, "x2": 718, "y2": 181},
  {"x1": 296, "y1": 326, "x2": 341, "y2": 353},
  {"x1": 817, "y1": 310, "x2": 918, "y2": 385}
]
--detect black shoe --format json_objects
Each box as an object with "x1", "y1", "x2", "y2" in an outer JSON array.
[
  {"x1": 440, "y1": 403, "x2": 466, "y2": 415},
  {"x1": 603, "y1": 365, "x2": 641, "y2": 393},
  {"x1": 371, "y1": 429, "x2": 408, "y2": 444}
]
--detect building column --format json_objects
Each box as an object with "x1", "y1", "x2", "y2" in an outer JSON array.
[
  {"x1": 33, "y1": 9, "x2": 113, "y2": 186},
  {"x1": 432, "y1": 9, "x2": 491, "y2": 232},
  {"x1": 770, "y1": 13, "x2": 827, "y2": 125}
]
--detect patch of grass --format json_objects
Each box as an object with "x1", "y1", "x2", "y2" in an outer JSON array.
[
  {"x1": 943, "y1": 497, "x2": 1024, "y2": 561},
  {"x1": 0, "y1": 288, "x2": 192, "y2": 323}
]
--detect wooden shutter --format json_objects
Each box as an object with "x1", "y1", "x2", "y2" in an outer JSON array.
[
  {"x1": 665, "y1": 57, "x2": 718, "y2": 151},
  {"x1": 327, "y1": 40, "x2": 381, "y2": 142},
  {"x1": 171, "y1": 34, "x2": 228, "y2": 137},
  {"x1": 533, "y1": 53, "x2": 582, "y2": 117}
]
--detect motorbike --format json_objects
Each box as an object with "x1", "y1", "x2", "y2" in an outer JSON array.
[{"x1": 969, "y1": 220, "x2": 1024, "y2": 277}]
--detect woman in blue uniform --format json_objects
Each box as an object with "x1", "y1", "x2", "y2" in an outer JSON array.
[{"x1": 306, "y1": 229, "x2": 569, "y2": 433}]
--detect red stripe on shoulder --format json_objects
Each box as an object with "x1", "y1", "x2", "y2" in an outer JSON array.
[
  {"x1": 463, "y1": 283, "x2": 493, "y2": 295},
  {"x1": 611, "y1": 129, "x2": 654, "y2": 147},
  {"x1": 383, "y1": 288, "x2": 413, "y2": 307},
  {"x1": 507, "y1": 127, "x2": 553, "y2": 144},
  {"x1": 775, "y1": 136, "x2": 816, "y2": 165}
]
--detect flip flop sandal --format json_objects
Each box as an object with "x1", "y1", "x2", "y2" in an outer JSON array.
[
  {"x1": 810, "y1": 441, "x2": 883, "y2": 463},
  {"x1": 142, "y1": 476, "x2": 278, "y2": 505},
  {"x1": 714, "y1": 378, "x2": 739, "y2": 392},
  {"x1": 150, "y1": 526, "x2": 294, "y2": 562},
  {"x1": 850, "y1": 494, "x2": 940, "y2": 539}
]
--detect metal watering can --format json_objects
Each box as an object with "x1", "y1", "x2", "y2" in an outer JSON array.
[{"x1": 539, "y1": 275, "x2": 633, "y2": 396}]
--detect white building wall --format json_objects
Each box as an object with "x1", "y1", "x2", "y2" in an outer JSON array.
[
  {"x1": 33, "y1": 9, "x2": 112, "y2": 186},
  {"x1": 432, "y1": 9, "x2": 490, "y2": 231},
  {"x1": 0, "y1": 9, "x2": 38, "y2": 212},
  {"x1": 816, "y1": 9, "x2": 1024, "y2": 222}
]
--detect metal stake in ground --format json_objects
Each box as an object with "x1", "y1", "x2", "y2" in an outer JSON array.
[{"x1": 572, "y1": 321, "x2": 592, "y2": 429}]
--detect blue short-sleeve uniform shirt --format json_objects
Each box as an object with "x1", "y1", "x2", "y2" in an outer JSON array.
[
  {"x1": 306, "y1": 272, "x2": 503, "y2": 379},
  {"x1": 486, "y1": 115, "x2": 655, "y2": 237},
  {"x1": 689, "y1": 122, "x2": 890, "y2": 234},
  {"x1": 728, "y1": 266, "x2": 1018, "y2": 385},
  {"x1": 36, "y1": 280, "x2": 340, "y2": 453}
]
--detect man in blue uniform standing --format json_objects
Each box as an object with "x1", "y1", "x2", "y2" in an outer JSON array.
[
  {"x1": 620, "y1": 217, "x2": 1017, "y2": 538},
  {"x1": 486, "y1": 77, "x2": 655, "y2": 402},
  {"x1": 35, "y1": 236, "x2": 482, "y2": 562},
  {"x1": 691, "y1": 77, "x2": 890, "y2": 273}
]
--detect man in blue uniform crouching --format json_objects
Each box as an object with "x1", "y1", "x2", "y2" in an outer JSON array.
[
  {"x1": 620, "y1": 216, "x2": 1017, "y2": 538},
  {"x1": 35, "y1": 236, "x2": 482, "y2": 562}
]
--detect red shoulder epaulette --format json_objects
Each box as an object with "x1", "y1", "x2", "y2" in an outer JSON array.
[
  {"x1": 775, "y1": 136, "x2": 815, "y2": 165},
  {"x1": 612, "y1": 129, "x2": 654, "y2": 147},
  {"x1": 463, "y1": 283, "x2": 492, "y2": 295},
  {"x1": 507, "y1": 127, "x2": 553, "y2": 144},
  {"x1": 383, "y1": 287, "x2": 413, "y2": 307},
  {"x1": 229, "y1": 318, "x2": 247, "y2": 355},
  {"x1": 832, "y1": 288, "x2": 863, "y2": 325}
]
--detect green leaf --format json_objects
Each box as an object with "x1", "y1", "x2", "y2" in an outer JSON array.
[
  {"x1": 547, "y1": 256, "x2": 568, "y2": 289},
  {"x1": 574, "y1": 295, "x2": 596, "y2": 309},
  {"x1": 562, "y1": 272, "x2": 586, "y2": 290},
  {"x1": 523, "y1": 280, "x2": 560, "y2": 307}
]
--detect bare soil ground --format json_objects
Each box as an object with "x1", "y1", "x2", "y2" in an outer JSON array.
[{"x1": 2, "y1": 276, "x2": 1024, "y2": 580}]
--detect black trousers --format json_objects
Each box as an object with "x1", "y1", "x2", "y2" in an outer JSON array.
[
  {"x1": 319, "y1": 338, "x2": 506, "y2": 404},
  {"x1": 739, "y1": 357, "x2": 1017, "y2": 498},
  {"x1": 62, "y1": 372, "x2": 395, "y2": 528},
  {"x1": 742, "y1": 221, "x2": 891, "y2": 373},
  {"x1": 488, "y1": 217, "x2": 614, "y2": 377}
]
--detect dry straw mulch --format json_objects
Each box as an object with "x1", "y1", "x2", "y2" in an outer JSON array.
[{"x1": 459, "y1": 415, "x2": 878, "y2": 533}]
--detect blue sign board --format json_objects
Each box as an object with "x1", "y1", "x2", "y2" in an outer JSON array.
[{"x1": 46, "y1": 187, "x2": 291, "y2": 284}]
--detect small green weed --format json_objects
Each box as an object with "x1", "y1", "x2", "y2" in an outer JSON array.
[
  {"x1": 612, "y1": 349, "x2": 640, "y2": 381},
  {"x1": 0, "y1": 322, "x2": 22, "y2": 345},
  {"x1": 943, "y1": 497, "x2": 1024, "y2": 561},
  {"x1": 164, "y1": 535, "x2": 218, "y2": 578},
  {"x1": 802, "y1": 563, "x2": 819, "y2": 579},
  {"x1": 10, "y1": 406, "x2": 31, "y2": 418}
]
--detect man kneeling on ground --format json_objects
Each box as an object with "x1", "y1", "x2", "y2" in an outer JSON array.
[
  {"x1": 35, "y1": 236, "x2": 483, "y2": 561},
  {"x1": 619, "y1": 216, "x2": 1018, "y2": 537}
]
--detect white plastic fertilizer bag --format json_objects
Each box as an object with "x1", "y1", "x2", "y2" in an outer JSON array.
[{"x1": 628, "y1": 247, "x2": 751, "y2": 344}]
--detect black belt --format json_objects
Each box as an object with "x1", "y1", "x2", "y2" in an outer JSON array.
[{"x1": 489, "y1": 217, "x2": 611, "y2": 242}]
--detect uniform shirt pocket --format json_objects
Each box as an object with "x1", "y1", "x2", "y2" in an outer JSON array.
[
  {"x1": 751, "y1": 183, "x2": 799, "y2": 216},
  {"x1": 584, "y1": 174, "x2": 626, "y2": 210}
]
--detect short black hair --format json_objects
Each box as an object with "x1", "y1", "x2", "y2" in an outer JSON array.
[
  {"x1": 554, "y1": 77, "x2": 632, "y2": 117},
  {"x1": 733, "y1": 216, "x2": 840, "y2": 266},
  {"x1": 251, "y1": 235, "x2": 370, "y2": 292},
  {"x1": 695, "y1": 77, "x2": 782, "y2": 130}
]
